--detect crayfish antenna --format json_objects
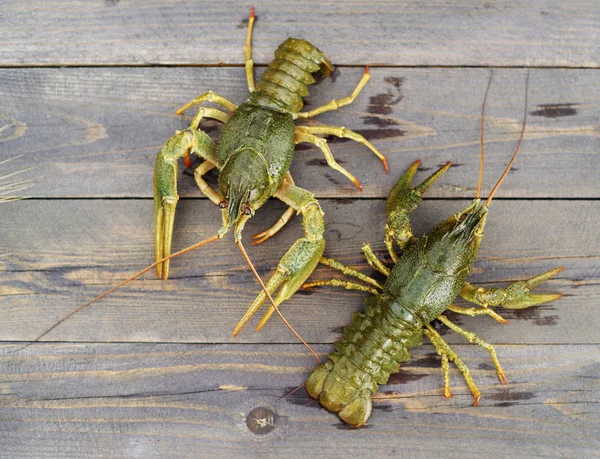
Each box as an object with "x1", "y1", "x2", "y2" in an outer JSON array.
[
  {"x1": 476, "y1": 71, "x2": 494, "y2": 201},
  {"x1": 0, "y1": 154, "x2": 38, "y2": 202},
  {"x1": 9, "y1": 233, "x2": 221, "y2": 354},
  {"x1": 277, "y1": 383, "x2": 306, "y2": 402},
  {"x1": 236, "y1": 240, "x2": 321, "y2": 363},
  {"x1": 485, "y1": 71, "x2": 530, "y2": 207}
]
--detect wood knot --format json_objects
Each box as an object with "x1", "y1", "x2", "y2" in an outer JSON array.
[{"x1": 246, "y1": 406, "x2": 277, "y2": 435}]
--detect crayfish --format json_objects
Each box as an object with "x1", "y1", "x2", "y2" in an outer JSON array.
[
  {"x1": 20, "y1": 8, "x2": 386, "y2": 358},
  {"x1": 154, "y1": 8, "x2": 387, "y2": 345},
  {"x1": 303, "y1": 74, "x2": 563, "y2": 427}
]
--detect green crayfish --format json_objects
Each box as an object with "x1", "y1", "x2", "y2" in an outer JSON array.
[
  {"x1": 21, "y1": 8, "x2": 387, "y2": 355},
  {"x1": 303, "y1": 77, "x2": 563, "y2": 427},
  {"x1": 153, "y1": 8, "x2": 387, "y2": 341}
]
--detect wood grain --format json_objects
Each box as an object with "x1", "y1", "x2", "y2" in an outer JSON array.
[
  {"x1": 0, "y1": 343, "x2": 598, "y2": 459},
  {"x1": 1, "y1": 2, "x2": 599, "y2": 456},
  {"x1": 2, "y1": 0, "x2": 599, "y2": 67},
  {"x1": 1, "y1": 67, "x2": 598, "y2": 199},
  {"x1": 0, "y1": 199, "x2": 592, "y2": 344}
]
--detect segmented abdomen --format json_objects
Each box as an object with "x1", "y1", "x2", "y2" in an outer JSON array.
[
  {"x1": 248, "y1": 38, "x2": 333, "y2": 113},
  {"x1": 306, "y1": 294, "x2": 424, "y2": 427}
]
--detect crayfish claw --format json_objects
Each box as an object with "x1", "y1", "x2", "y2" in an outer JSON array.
[
  {"x1": 254, "y1": 236, "x2": 324, "y2": 332},
  {"x1": 232, "y1": 269, "x2": 288, "y2": 336},
  {"x1": 154, "y1": 136, "x2": 188, "y2": 280},
  {"x1": 460, "y1": 266, "x2": 564, "y2": 310},
  {"x1": 501, "y1": 266, "x2": 564, "y2": 310},
  {"x1": 234, "y1": 183, "x2": 325, "y2": 334},
  {"x1": 387, "y1": 160, "x2": 451, "y2": 214},
  {"x1": 526, "y1": 266, "x2": 565, "y2": 288},
  {"x1": 385, "y1": 161, "x2": 451, "y2": 253},
  {"x1": 154, "y1": 195, "x2": 178, "y2": 280}
]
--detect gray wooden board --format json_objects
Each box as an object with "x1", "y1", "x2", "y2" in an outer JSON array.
[
  {"x1": 0, "y1": 199, "x2": 594, "y2": 344},
  {"x1": 0, "y1": 343, "x2": 598, "y2": 459},
  {"x1": 2, "y1": 0, "x2": 600, "y2": 67},
  {"x1": 2, "y1": 1, "x2": 599, "y2": 455},
  {"x1": 1, "y1": 67, "x2": 599, "y2": 199}
]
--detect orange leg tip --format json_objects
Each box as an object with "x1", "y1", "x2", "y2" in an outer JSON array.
[
  {"x1": 250, "y1": 233, "x2": 268, "y2": 245},
  {"x1": 250, "y1": 6, "x2": 255, "y2": 18},
  {"x1": 365, "y1": 65, "x2": 370, "y2": 74},
  {"x1": 472, "y1": 397, "x2": 480, "y2": 407},
  {"x1": 183, "y1": 154, "x2": 192, "y2": 168},
  {"x1": 382, "y1": 157, "x2": 389, "y2": 174},
  {"x1": 350, "y1": 177, "x2": 363, "y2": 191}
]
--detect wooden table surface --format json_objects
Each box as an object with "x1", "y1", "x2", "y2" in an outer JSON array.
[{"x1": 1, "y1": 1, "x2": 599, "y2": 458}]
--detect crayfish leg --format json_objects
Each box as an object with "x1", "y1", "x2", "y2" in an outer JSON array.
[
  {"x1": 424, "y1": 324, "x2": 481, "y2": 405},
  {"x1": 175, "y1": 91, "x2": 236, "y2": 117},
  {"x1": 316, "y1": 256, "x2": 383, "y2": 289},
  {"x1": 295, "y1": 124, "x2": 388, "y2": 174},
  {"x1": 438, "y1": 315, "x2": 508, "y2": 385},
  {"x1": 294, "y1": 130, "x2": 362, "y2": 190},
  {"x1": 294, "y1": 66, "x2": 370, "y2": 120},
  {"x1": 252, "y1": 172, "x2": 296, "y2": 245},
  {"x1": 194, "y1": 161, "x2": 222, "y2": 206},
  {"x1": 447, "y1": 304, "x2": 509, "y2": 324},
  {"x1": 244, "y1": 6, "x2": 256, "y2": 92},
  {"x1": 251, "y1": 206, "x2": 295, "y2": 245}
]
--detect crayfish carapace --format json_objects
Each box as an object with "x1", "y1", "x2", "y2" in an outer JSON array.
[{"x1": 303, "y1": 73, "x2": 564, "y2": 427}]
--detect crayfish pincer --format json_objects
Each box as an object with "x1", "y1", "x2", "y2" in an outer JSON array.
[
  {"x1": 153, "y1": 8, "x2": 387, "y2": 339},
  {"x1": 303, "y1": 76, "x2": 563, "y2": 427}
]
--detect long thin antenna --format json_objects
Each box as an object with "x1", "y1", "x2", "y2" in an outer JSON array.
[
  {"x1": 486, "y1": 71, "x2": 530, "y2": 207},
  {"x1": 277, "y1": 383, "x2": 306, "y2": 402},
  {"x1": 10, "y1": 233, "x2": 220, "y2": 353},
  {"x1": 476, "y1": 70, "x2": 494, "y2": 200},
  {"x1": 236, "y1": 240, "x2": 320, "y2": 363}
]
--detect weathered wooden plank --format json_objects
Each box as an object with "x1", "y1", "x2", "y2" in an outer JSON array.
[
  {"x1": 2, "y1": 0, "x2": 599, "y2": 67},
  {"x1": 0, "y1": 199, "x2": 593, "y2": 344},
  {"x1": 0, "y1": 343, "x2": 598, "y2": 459},
  {"x1": 1, "y1": 67, "x2": 598, "y2": 198}
]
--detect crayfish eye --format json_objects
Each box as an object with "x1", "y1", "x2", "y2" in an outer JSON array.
[
  {"x1": 219, "y1": 200, "x2": 228, "y2": 209},
  {"x1": 243, "y1": 205, "x2": 252, "y2": 216}
]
